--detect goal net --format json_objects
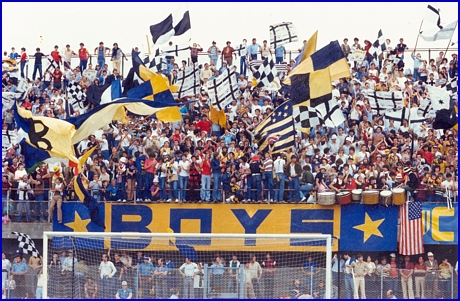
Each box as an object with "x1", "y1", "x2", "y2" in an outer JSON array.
[{"x1": 43, "y1": 232, "x2": 335, "y2": 299}]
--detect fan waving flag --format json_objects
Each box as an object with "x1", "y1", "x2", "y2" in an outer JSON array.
[
  {"x1": 74, "y1": 173, "x2": 105, "y2": 229},
  {"x1": 370, "y1": 29, "x2": 387, "y2": 59},
  {"x1": 364, "y1": 90, "x2": 404, "y2": 115},
  {"x1": 150, "y1": 10, "x2": 191, "y2": 45},
  {"x1": 419, "y1": 20, "x2": 458, "y2": 42},
  {"x1": 205, "y1": 69, "x2": 240, "y2": 111},
  {"x1": 11, "y1": 232, "x2": 40, "y2": 257},
  {"x1": 176, "y1": 62, "x2": 200, "y2": 98},
  {"x1": 269, "y1": 22, "x2": 298, "y2": 49},
  {"x1": 399, "y1": 202, "x2": 424, "y2": 255},
  {"x1": 250, "y1": 56, "x2": 278, "y2": 88},
  {"x1": 253, "y1": 101, "x2": 295, "y2": 154}
]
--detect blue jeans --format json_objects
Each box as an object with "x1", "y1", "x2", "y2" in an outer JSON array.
[
  {"x1": 240, "y1": 56, "x2": 247, "y2": 76},
  {"x1": 289, "y1": 177, "x2": 300, "y2": 202},
  {"x1": 413, "y1": 68, "x2": 419, "y2": 81},
  {"x1": 100, "y1": 276, "x2": 114, "y2": 299},
  {"x1": 101, "y1": 150, "x2": 109, "y2": 161},
  {"x1": 251, "y1": 174, "x2": 262, "y2": 201},
  {"x1": 17, "y1": 200, "x2": 31, "y2": 221},
  {"x1": 143, "y1": 173, "x2": 154, "y2": 199},
  {"x1": 275, "y1": 57, "x2": 283, "y2": 64},
  {"x1": 20, "y1": 61, "x2": 26, "y2": 78},
  {"x1": 274, "y1": 173, "x2": 285, "y2": 202},
  {"x1": 137, "y1": 173, "x2": 145, "y2": 200},
  {"x1": 299, "y1": 183, "x2": 313, "y2": 199},
  {"x1": 344, "y1": 274, "x2": 354, "y2": 299},
  {"x1": 439, "y1": 278, "x2": 451, "y2": 298},
  {"x1": 210, "y1": 55, "x2": 218, "y2": 64},
  {"x1": 387, "y1": 277, "x2": 398, "y2": 296},
  {"x1": 250, "y1": 54, "x2": 258, "y2": 60},
  {"x1": 34, "y1": 194, "x2": 48, "y2": 221},
  {"x1": 168, "y1": 180, "x2": 178, "y2": 200},
  {"x1": 263, "y1": 171, "x2": 274, "y2": 200},
  {"x1": 32, "y1": 64, "x2": 42, "y2": 80},
  {"x1": 244, "y1": 177, "x2": 252, "y2": 200},
  {"x1": 212, "y1": 173, "x2": 221, "y2": 201},
  {"x1": 97, "y1": 58, "x2": 105, "y2": 68},
  {"x1": 79, "y1": 60, "x2": 88, "y2": 73},
  {"x1": 36, "y1": 287, "x2": 43, "y2": 299},
  {"x1": 159, "y1": 177, "x2": 167, "y2": 200},
  {"x1": 179, "y1": 175, "x2": 189, "y2": 200},
  {"x1": 201, "y1": 175, "x2": 211, "y2": 201}
]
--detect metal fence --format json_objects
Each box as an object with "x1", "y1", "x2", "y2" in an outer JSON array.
[{"x1": 1, "y1": 265, "x2": 457, "y2": 299}]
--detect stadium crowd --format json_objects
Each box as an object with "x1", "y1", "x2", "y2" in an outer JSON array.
[
  {"x1": 2, "y1": 249, "x2": 458, "y2": 299},
  {"x1": 1, "y1": 37, "x2": 458, "y2": 223}
]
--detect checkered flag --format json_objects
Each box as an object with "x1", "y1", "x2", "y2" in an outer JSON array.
[
  {"x1": 176, "y1": 63, "x2": 200, "y2": 98},
  {"x1": 364, "y1": 89, "x2": 404, "y2": 115},
  {"x1": 250, "y1": 56, "x2": 278, "y2": 88},
  {"x1": 269, "y1": 22, "x2": 298, "y2": 49},
  {"x1": 313, "y1": 97, "x2": 345, "y2": 128},
  {"x1": 205, "y1": 69, "x2": 240, "y2": 111},
  {"x1": 293, "y1": 105, "x2": 324, "y2": 129},
  {"x1": 67, "y1": 81, "x2": 87, "y2": 112},
  {"x1": 371, "y1": 29, "x2": 387, "y2": 59},
  {"x1": 11, "y1": 232, "x2": 40, "y2": 257},
  {"x1": 446, "y1": 77, "x2": 457, "y2": 96},
  {"x1": 45, "y1": 58, "x2": 59, "y2": 73},
  {"x1": 388, "y1": 54, "x2": 401, "y2": 66},
  {"x1": 144, "y1": 54, "x2": 167, "y2": 72}
]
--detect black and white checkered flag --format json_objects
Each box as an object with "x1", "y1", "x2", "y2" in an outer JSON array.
[
  {"x1": 269, "y1": 22, "x2": 298, "y2": 49},
  {"x1": 388, "y1": 55, "x2": 400, "y2": 66},
  {"x1": 45, "y1": 58, "x2": 59, "y2": 73},
  {"x1": 205, "y1": 69, "x2": 240, "y2": 111},
  {"x1": 293, "y1": 105, "x2": 323, "y2": 129},
  {"x1": 313, "y1": 98, "x2": 345, "y2": 128},
  {"x1": 446, "y1": 77, "x2": 457, "y2": 96},
  {"x1": 371, "y1": 29, "x2": 387, "y2": 60},
  {"x1": 67, "y1": 81, "x2": 87, "y2": 112},
  {"x1": 250, "y1": 57, "x2": 278, "y2": 88},
  {"x1": 11, "y1": 232, "x2": 40, "y2": 257},
  {"x1": 176, "y1": 63, "x2": 201, "y2": 98},
  {"x1": 364, "y1": 90, "x2": 404, "y2": 115},
  {"x1": 144, "y1": 54, "x2": 167, "y2": 72}
]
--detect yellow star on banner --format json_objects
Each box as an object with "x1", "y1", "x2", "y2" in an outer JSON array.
[
  {"x1": 353, "y1": 213, "x2": 384, "y2": 243},
  {"x1": 64, "y1": 211, "x2": 90, "y2": 232}
]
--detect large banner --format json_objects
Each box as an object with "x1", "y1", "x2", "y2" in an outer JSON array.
[
  {"x1": 53, "y1": 203, "x2": 403, "y2": 252},
  {"x1": 422, "y1": 203, "x2": 458, "y2": 245}
]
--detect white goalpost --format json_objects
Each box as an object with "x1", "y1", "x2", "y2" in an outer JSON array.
[{"x1": 43, "y1": 232, "x2": 333, "y2": 299}]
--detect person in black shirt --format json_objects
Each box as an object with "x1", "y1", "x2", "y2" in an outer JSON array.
[
  {"x1": 401, "y1": 167, "x2": 418, "y2": 199},
  {"x1": 249, "y1": 155, "x2": 263, "y2": 203},
  {"x1": 32, "y1": 48, "x2": 47, "y2": 80}
]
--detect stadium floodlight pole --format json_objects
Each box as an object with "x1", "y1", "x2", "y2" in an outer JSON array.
[{"x1": 43, "y1": 232, "x2": 333, "y2": 299}]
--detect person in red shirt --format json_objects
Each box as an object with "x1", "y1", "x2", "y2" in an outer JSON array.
[
  {"x1": 52, "y1": 67, "x2": 63, "y2": 89},
  {"x1": 222, "y1": 41, "x2": 236, "y2": 66},
  {"x1": 420, "y1": 144, "x2": 434, "y2": 165},
  {"x1": 262, "y1": 253, "x2": 277, "y2": 298},
  {"x1": 78, "y1": 43, "x2": 90, "y2": 73},
  {"x1": 20, "y1": 47, "x2": 27, "y2": 78},
  {"x1": 21, "y1": 97, "x2": 33, "y2": 110},
  {"x1": 195, "y1": 114, "x2": 212, "y2": 136},
  {"x1": 200, "y1": 153, "x2": 212, "y2": 203},
  {"x1": 50, "y1": 45, "x2": 62, "y2": 65}
]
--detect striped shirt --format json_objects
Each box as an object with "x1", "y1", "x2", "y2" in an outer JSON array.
[{"x1": 263, "y1": 159, "x2": 273, "y2": 172}]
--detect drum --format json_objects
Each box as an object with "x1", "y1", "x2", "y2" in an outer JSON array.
[
  {"x1": 392, "y1": 188, "x2": 406, "y2": 205},
  {"x1": 380, "y1": 190, "x2": 393, "y2": 207},
  {"x1": 317, "y1": 192, "x2": 336, "y2": 205},
  {"x1": 336, "y1": 192, "x2": 352, "y2": 205},
  {"x1": 352, "y1": 189, "x2": 362, "y2": 201},
  {"x1": 362, "y1": 190, "x2": 379, "y2": 205}
]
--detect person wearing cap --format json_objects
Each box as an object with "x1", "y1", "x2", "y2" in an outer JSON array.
[
  {"x1": 207, "y1": 41, "x2": 221, "y2": 65},
  {"x1": 115, "y1": 280, "x2": 132, "y2": 299},
  {"x1": 424, "y1": 252, "x2": 438, "y2": 298},
  {"x1": 94, "y1": 42, "x2": 110, "y2": 69},
  {"x1": 78, "y1": 43, "x2": 90, "y2": 73}
]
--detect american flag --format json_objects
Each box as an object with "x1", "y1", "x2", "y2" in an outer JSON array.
[{"x1": 398, "y1": 201, "x2": 424, "y2": 255}]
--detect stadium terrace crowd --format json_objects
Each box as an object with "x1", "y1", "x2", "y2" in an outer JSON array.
[
  {"x1": 2, "y1": 249, "x2": 459, "y2": 299},
  {"x1": 1, "y1": 37, "x2": 458, "y2": 223}
]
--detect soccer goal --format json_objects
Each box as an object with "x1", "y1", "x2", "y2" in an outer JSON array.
[{"x1": 43, "y1": 232, "x2": 335, "y2": 299}]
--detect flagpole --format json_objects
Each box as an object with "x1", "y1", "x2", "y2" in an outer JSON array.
[
  {"x1": 146, "y1": 35, "x2": 151, "y2": 55},
  {"x1": 443, "y1": 22, "x2": 458, "y2": 59},
  {"x1": 413, "y1": 20, "x2": 424, "y2": 52}
]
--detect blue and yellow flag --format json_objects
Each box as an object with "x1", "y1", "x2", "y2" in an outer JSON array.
[
  {"x1": 73, "y1": 173, "x2": 105, "y2": 229},
  {"x1": 340, "y1": 204, "x2": 398, "y2": 251},
  {"x1": 284, "y1": 40, "x2": 350, "y2": 85}
]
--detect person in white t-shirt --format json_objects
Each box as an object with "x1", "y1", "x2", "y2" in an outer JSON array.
[
  {"x1": 179, "y1": 258, "x2": 199, "y2": 299},
  {"x1": 273, "y1": 156, "x2": 286, "y2": 203},
  {"x1": 178, "y1": 154, "x2": 191, "y2": 202}
]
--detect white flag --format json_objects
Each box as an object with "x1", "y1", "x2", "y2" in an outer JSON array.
[{"x1": 419, "y1": 20, "x2": 458, "y2": 42}]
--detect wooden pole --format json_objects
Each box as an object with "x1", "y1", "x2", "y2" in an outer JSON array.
[
  {"x1": 146, "y1": 35, "x2": 151, "y2": 55},
  {"x1": 413, "y1": 20, "x2": 424, "y2": 52},
  {"x1": 443, "y1": 22, "x2": 458, "y2": 60}
]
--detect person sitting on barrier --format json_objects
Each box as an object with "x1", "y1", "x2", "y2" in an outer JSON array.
[{"x1": 400, "y1": 167, "x2": 418, "y2": 200}]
